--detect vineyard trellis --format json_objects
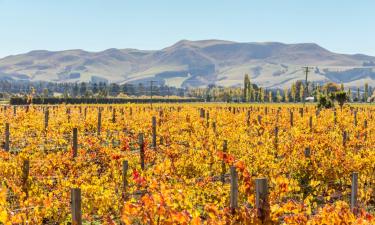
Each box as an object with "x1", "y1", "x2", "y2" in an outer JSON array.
[{"x1": 0, "y1": 104, "x2": 373, "y2": 224}]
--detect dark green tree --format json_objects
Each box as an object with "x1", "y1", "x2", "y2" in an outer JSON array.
[
  {"x1": 364, "y1": 83, "x2": 369, "y2": 102},
  {"x1": 335, "y1": 91, "x2": 348, "y2": 110},
  {"x1": 317, "y1": 94, "x2": 334, "y2": 109},
  {"x1": 243, "y1": 74, "x2": 250, "y2": 102},
  {"x1": 72, "y1": 83, "x2": 79, "y2": 97},
  {"x1": 92, "y1": 83, "x2": 98, "y2": 94},
  {"x1": 79, "y1": 82, "x2": 87, "y2": 97}
]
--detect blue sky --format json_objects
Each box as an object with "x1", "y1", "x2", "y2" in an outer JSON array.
[{"x1": 0, "y1": 0, "x2": 374, "y2": 57}]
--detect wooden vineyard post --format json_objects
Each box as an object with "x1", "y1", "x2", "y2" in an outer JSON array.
[
  {"x1": 200, "y1": 108, "x2": 205, "y2": 119},
  {"x1": 186, "y1": 114, "x2": 190, "y2": 123},
  {"x1": 256, "y1": 178, "x2": 269, "y2": 222},
  {"x1": 246, "y1": 110, "x2": 250, "y2": 126},
  {"x1": 299, "y1": 108, "x2": 303, "y2": 117},
  {"x1": 206, "y1": 111, "x2": 210, "y2": 127},
  {"x1": 122, "y1": 160, "x2": 128, "y2": 199},
  {"x1": 112, "y1": 108, "x2": 116, "y2": 123},
  {"x1": 257, "y1": 115, "x2": 262, "y2": 125},
  {"x1": 334, "y1": 111, "x2": 337, "y2": 125},
  {"x1": 309, "y1": 116, "x2": 313, "y2": 132},
  {"x1": 354, "y1": 111, "x2": 357, "y2": 127},
  {"x1": 221, "y1": 140, "x2": 228, "y2": 184},
  {"x1": 343, "y1": 131, "x2": 347, "y2": 147},
  {"x1": 274, "y1": 127, "x2": 279, "y2": 150},
  {"x1": 152, "y1": 116, "x2": 157, "y2": 149},
  {"x1": 71, "y1": 188, "x2": 82, "y2": 225},
  {"x1": 13, "y1": 106, "x2": 17, "y2": 117},
  {"x1": 304, "y1": 147, "x2": 311, "y2": 158},
  {"x1": 351, "y1": 172, "x2": 358, "y2": 211},
  {"x1": 44, "y1": 108, "x2": 49, "y2": 130},
  {"x1": 4, "y1": 123, "x2": 10, "y2": 151},
  {"x1": 212, "y1": 122, "x2": 217, "y2": 135},
  {"x1": 290, "y1": 111, "x2": 293, "y2": 127},
  {"x1": 73, "y1": 128, "x2": 78, "y2": 158},
  {"x1": 139, "y1": 133, "x2": 145, "y2": 170},
  {"x1": 67, "y1": 108, "x2": 71, "y2": 122},
  {"x1": 159, "y1": 136, "x2": 164, "y2": 145},
  {"x1": 22, "y1": 160, "x2": 30, "y2": 198},
  {"x1": 275, "y1": 109, "x2": 279, "y2": 124},
  {"x1": 158, "y1": 111, "x2": 163, "y2": 127},
  {"x1": 159, "y1": 110, "x2": 163, "y2": 119},
  {"x1": 84, "y1": 107, "x2": 87, "y2": 120},
  {"x1": 97, "y1": 109, "x2": 102, "y2": 136},
  {"x1": 230, "y1": 166, "x2": 238, "y2": 213},
  {"x1": 364, "y1": 120, "x2": 368, "y2": 140}
]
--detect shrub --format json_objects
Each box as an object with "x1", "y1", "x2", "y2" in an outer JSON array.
[
  {"x1": 334, "y1": 91, "x2": 348, "y2": 110},
  {"x1": 317, "y1": 94, "x2": 334, "y2": 109}
]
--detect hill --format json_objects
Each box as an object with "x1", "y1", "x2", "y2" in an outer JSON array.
[{"x1": 0, "y1": 40, "x2": 374, "y2": 88}]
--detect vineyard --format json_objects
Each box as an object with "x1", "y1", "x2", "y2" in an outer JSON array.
[{"x1": 0, "y1": 104, "x2": 374, "y2": 224}]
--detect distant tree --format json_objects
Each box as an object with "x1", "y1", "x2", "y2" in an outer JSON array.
[
  {"x1": 340, "y1": 83, "x2": 344, "y2": 91},
  {"x1": 268, "y1": 91, "x2": 272, "y2": 103},
  {"x1": 98, "y1": 89, "x2": 108, "y2": 98},
  {"x1": 370, "y1": 90, "x2": 375, "y2": 102},
  {"x1": 84, "y1": 90, "x2": 93, "y2": 98},
  {"x1": 42, "y1": 88, "x2": 49, "y2": 98},
  {"x1": 138, "y1": 83, "x2": 145, "y2": 96},
  {"x1": 92, "y1": 83, "x2": 99, "y2": 94},
  {"x1": 110, "y1": 83, "x2": 120, "y2": 96},
  {"x1": 335, "y1": 91, "x2": 348, "y2": 110},
  {"x1": 357, "y1": 88, "x2": 361, "y2": 102},
  {"x1": 72, "y1": 83, "x2": 79, "y2": 97},
  {"x1": 323, "y1": 82, "x2": 340, "y2": 94},
  {"x1": 318, "y1": 94, "x2": 334, "y2": 109},
  {"x1": 364, "y1": 83, "x2": 369, "y2": 102},
  {"x1": 243, "y1": 74, "x2": 250, "y2": 102},
  {"x1": 347, "y1": 88, "x2": 352, "y2": 102},
  {"x1": 98, "y1": 82, "x2": 108, "y2": 95},
  {"x1": 276, "y1": 90, "x2": 282, "y2": 103},
  {"x1": 79, "y1": 82, "x2": 87, "y2": 97},
  {"x1": 290, "y1": 83, "x2": 296, "y2": 102},
  {"x1": 63, "y1": 90, "x2": 69, "y2": 98},
  {"x1": 299, "y1": 85, "x2": 304, "y2": 102},
  {"x1": 315, "y1": 85, "x2": 321, "y2": 102},
  {"x1": 259, "y1": 88, "x2": 265, "y2": 102},
  {"x1": 284, "y1": 88, "x2": 289, "y2": 103},
  {"x1": 250, "y1": 88, "x2": 255, "y2": 102},
  {"x1": 369, "y1": 86, "x2": 373, "y2": 98}
]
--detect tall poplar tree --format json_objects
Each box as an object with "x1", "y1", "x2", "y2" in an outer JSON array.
[
  {"x1": 291, "y1": 83, "x2": 297, "y2": 102},
  {"x1": 364, "y1": 83, "x2": 369, "y2": 102},
  {"x1": 284, "y1": 88, "x2": 289, "y2": 103},
  {"x1": 243, "y1": 74, "x2": 250, "y2": 102}
]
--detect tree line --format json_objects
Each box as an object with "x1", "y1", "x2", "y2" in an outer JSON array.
[
  {"x1": 188, "y1": 75, "x2": 374, "y2": 103},
  {"x1": 0, "y1": 81, "x2": 186, "y2": 99},
  {"x1": 0, "y1": 77, "x2": 373, "y2": 103}
]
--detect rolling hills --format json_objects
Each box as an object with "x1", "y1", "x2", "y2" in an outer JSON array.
[{"x1": 0, "y1": 40, "x2": 374, "y2": 88}]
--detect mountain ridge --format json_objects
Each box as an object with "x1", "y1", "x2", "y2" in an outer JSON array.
[{"x1": 0, "y1": 40, "x2": 374, "y2": 88}]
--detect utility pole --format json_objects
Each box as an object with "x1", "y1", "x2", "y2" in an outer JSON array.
[
  {"x1": 150, "y1": 80, "x2": 157, "y2": 109},
  {"x1": 302, "y1": 66, "x2": 314, "y2": 105}
]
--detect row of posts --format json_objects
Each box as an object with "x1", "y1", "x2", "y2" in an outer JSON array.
[{"x1": 5, "y1": 107, "x2": 366, "y2": 224}]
